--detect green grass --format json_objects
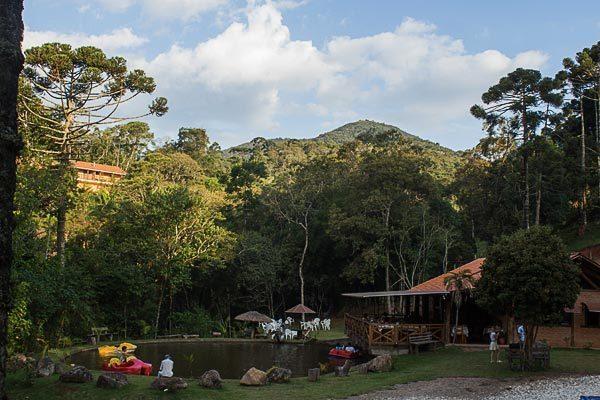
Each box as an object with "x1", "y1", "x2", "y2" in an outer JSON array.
[{"x1": 8, "y1": 347, "x2": 600, "y2": 400}]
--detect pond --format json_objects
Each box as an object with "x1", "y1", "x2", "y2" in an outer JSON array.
[{"x1": 68, "y1": 341, "x2": 368, "y2": 378}]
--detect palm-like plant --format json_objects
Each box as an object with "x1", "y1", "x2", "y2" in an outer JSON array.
[{"x1": 444, "y1": 270, "x2": 476, "y2": 343}]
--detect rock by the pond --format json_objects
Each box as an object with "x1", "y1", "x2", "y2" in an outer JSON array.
[
  {"x1": 356, "y1": 363, "x2": 369, "y2": 374},
  {"x1": 266, "y1": 367, "x2": 292, "y2": 384},
  {"x1": 240, "y1": 367, "x2": 267, "y2": 386},
  {"x1": 307, "y1": 368, "x2": 320, "y2": 382},
  {"x1": 96, "y1": 372, "x2": 129, "y2": 389},
  {"x1": 199, "y1": 369, "x2": 223, "y2": 389},
  {"x1": 53, "y1": 361, "x2": 68, "y2": 375},
  {"x1": 150, "y1": 377, "x2": 188, "y2": 392},
  {"x1": 59, "y1": 366, "x2": 93, "y2": 383},
  {"x1": 334, "y1": 360, "x2": 352, "y2": 377},
  {"x1": 366, "y1": 354, "x2": 393, "y2": 372},
  {"x1": 36, "y1": 357, "x2": 55, "y2": 377}
]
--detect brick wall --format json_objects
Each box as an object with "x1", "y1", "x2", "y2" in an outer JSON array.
[{"x1": 537, "y1": 290, "x2": 600, "y2": 348}]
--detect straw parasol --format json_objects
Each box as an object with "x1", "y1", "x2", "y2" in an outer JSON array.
[
  {"x1": 234, "y1": 311, "x2": 272, "y2": 339},
  {"x1": 234, "y1": 311, "x2": 272, "y2": 323},
  {"x1": 285, "y1": 304, "x2": 316, "y2": 315}
]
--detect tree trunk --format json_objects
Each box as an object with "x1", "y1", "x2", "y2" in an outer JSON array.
[
  {"x1": 580, "y1": 99, "x2": 588, "y2": 236},
  {"x1": 56, "y1": 197, "x2": 67, "y2": 268},
  {"x1": 299, "y1": 223, "x2": 308, "y2": 321},
  {"x1": 535, "y1": 173, "x2": 542, "y2": 225},
  {"x1": 154, "y1": 281, "x2": 165, "y2": 339},
  {"x1": 522, "y1": 102, "x2": 530, "y2": 229},
  {"x1": 0, "y1": 2, "x2": 24, "y2": 398},
  {"x1": 384, "y1": 205, "x2": 392, "y2": 314}
]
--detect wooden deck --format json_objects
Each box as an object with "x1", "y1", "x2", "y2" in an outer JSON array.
[{"x1": 345, "y1": 313, "x2": 446, "y2": 349}]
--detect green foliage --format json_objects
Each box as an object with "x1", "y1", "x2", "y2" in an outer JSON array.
[
  {"x1": 8, "y1": 283, "x2": 33, "y2": 353},
  {"x1": 476, "y1": 226, "x2": 580, "y2": 330},
  {"x1": 170, "y1": 308, "x2": 214, "y2": 336}
]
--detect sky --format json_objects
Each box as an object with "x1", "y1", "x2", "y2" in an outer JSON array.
[{"x1": 23, "y1": 0, "x2": 600, "y2": 150}]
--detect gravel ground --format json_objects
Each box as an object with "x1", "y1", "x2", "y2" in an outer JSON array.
[{"x1": 346, "y1": 375, "x2": 600, "y2": 400}]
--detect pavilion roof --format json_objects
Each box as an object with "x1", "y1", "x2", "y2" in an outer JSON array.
[
  {"x1": 342, "y1": 290, "x2": 448, "y2": 298},
  {"x1": 72, "y1": 161, "x2": 126, "y2": 176},
  {"x1": 409, "y1": 258, "x2": 485, "y2": 293}
]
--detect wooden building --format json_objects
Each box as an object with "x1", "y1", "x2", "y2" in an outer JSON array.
[
  {"x1": 73, "y1": 161, "x2": 126, "y2": 191},
  {"x1": 343, "y1": 247, "x2": 600, "y2": 351}
]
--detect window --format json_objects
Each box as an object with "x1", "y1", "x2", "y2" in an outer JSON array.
[{"x1": 583, "y1": 305, "x2": 600, "y2": 328}]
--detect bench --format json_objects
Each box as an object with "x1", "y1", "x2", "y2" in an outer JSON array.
[
  {"x1": 506, "y1": 345, "x2": 525, "y2": 371},
  {"x1": 408, "y1": 332, "x2": 439, "y2": 354}
]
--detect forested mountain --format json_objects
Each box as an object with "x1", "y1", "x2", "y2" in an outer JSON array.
[
  {"x1": 224, "y1": 120, "x2": 461, "y2": 182},
  {"x1": 8, "y1": 40, "x2": 600, "y2": 352}
]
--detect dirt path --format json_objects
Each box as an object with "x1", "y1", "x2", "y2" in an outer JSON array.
[{"x1": 344, "y1": 375, "x2": 600, "y2": 400}]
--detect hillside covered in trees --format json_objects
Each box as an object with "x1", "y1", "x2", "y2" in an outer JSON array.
[{"x1": 8, "y1": 40, "x2": 600, "y2": 352}]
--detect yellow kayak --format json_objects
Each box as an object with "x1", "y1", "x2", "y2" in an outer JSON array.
[{"x1": 98, "y1": 342, "x2": 137, "y2": 356}]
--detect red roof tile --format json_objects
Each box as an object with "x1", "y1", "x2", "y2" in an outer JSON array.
[
  {"x1": 72, "y1": 161, "x2": 126, "y2": 175},
  {"x1": 409, "y1": 258, "x2": 485, "y2": 293}
]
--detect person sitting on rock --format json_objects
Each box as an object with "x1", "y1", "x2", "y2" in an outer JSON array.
[
  {"x1": 344, "y1": 343, "x2": 356, "y2": 353},
  {"x1": 158, "y1": 354, "x2": 174, "y2": 378}
]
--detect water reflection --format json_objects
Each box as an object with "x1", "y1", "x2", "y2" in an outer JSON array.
[{"x1": 68, "y1": 341, "x2": 368, "y2": 378}]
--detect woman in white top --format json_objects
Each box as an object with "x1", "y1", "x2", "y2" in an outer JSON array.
[{"x1": 489, "y1": 330, "x2": 500, "y2": 363}]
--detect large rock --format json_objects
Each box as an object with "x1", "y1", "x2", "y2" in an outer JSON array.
[
  {"x1": 334, "y1": 360, "x2": 351, "y2": 377},
  {"x1": 96, "y1": 372, "x2": 129, "y2": 389},
  {"x1": 199, "y1": 370, "x2": 222, "y2": 389},
  {"x1": 150, "y1": 377, "x2": 188, "y2": 392},
  {"x1": 240, "y1": 367, "x2": 267, "y2": 386},
  {"x1": 368, "y1": 354, "x2": 393, "y2": 372},
  {"x1": 36, "y1": 357, "x2": 55, "y2": 377},
  {"x1": 59, "y1": 366, "x2": 93, "y2": 383},
  {"x1": 266, "y1": 367, "x2": 291, "y2": 384}
]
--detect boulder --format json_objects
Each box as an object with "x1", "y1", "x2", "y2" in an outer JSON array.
[
  {"x1": 59, "y1": 366, "x2": 93, "y2": 383},
  {"x1": 53, "y1": 361, "x2": 68, "y2": 375},
  {"x1": 356, "y1": 363, "x2": 369, "y2": 374},
  {"x1": 334, "y1": 360, "x2": 351, "y2": 377},
  {"x1": 199, "y1": 369, "x2": 222, "y2": 389},
  {"x1": 36, "y1": 357, "x2": 55, "y2": 377},
  {"x1": 150, "y1": 377, "x2": 188, "y2": 392},
  {"x1": 240, "y1": 367, "x2": 267, "y2": 386},
  {"x1": 96, "y1": 372, "x2": 129, "y2": 389},
  {"x1": 307, "y1": 368, "x2": 320, "y2": 382},
  {"x1": 366, "y1": 354, "x2": 392, "y2": 373},
  {"x1": 266, "y1": 367, "x2": 292, "y2": 384}
]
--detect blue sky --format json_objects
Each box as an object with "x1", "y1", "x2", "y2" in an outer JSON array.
[{"x1": 23, "y1": 0, "x2": 600, "y2": 149}]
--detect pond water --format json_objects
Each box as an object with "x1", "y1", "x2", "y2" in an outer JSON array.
[{"x1": 68, "y1": 341, "x2": 367, "y2": 378}]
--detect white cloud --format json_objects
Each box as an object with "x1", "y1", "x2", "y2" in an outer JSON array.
[
  {"x1": 23, "y1": 27, "x2": 148, "y2": 51},
  {"x1": 98, "y1": 0, "x2": 228, "y2": 20},
  {"x1": 134, "y1": 4, "x2": 548, "y2": 147}
]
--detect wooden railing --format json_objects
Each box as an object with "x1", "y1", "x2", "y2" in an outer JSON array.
[{"x1": 345, "y1": 314, "x2": 445, "y2": 349}]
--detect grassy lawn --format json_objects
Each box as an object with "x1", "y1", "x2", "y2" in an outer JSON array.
[{"x1": 8, "y1": 347, "x2": 600, "y2": 400}]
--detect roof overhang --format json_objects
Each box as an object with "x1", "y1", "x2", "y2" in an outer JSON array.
[{"x1": 342, "y1": 290, "x2": 449, "y2": 299}]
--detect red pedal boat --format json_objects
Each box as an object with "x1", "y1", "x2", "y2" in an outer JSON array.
[
  {"x1": 102, "y1": 357, "x2": 152, "y2": 375},
  {"x1": 328, "y1": 348, "x2": 359, "y2": 359}
]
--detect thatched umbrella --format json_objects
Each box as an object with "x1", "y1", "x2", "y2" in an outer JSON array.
[
  {"x1": 285, "y1": 304, "x2": 316, "y2": 315},
  {"x1": 285, "y1": 303, "x2": 316, "y2": 322},
  {"x1": 234, "y1": 311, "x2": 272, "y2": 338}
]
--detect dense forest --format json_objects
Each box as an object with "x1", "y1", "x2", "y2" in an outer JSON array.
[{"x1": 9, "y1": 40, "x2": 600, "y2": 352}]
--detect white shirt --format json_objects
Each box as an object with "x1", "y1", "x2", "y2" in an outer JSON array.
[{"x1": 158, "y1": 358, "x2": 174, "y2": 377}]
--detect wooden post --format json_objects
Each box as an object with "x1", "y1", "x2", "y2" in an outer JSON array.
[
  {"x1": 307, "y1": 368, "x2": 320, "y2": 382},
  {"x1": 443, "y1": 297, "x2": 452, "y2": 343}
]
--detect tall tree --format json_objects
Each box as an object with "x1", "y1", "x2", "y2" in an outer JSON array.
[
  {"x1": 19, "y1": 43, "x2": 167, "y2": 267},
  {"x1": 444, "y1": 270, "x2": 475, "y2": 344},
  {"x1": 471, "y1": 69, "x2": 563, "y2": 229},
  {"x1": 562, "y1": 43, "x2": 600, "y2": 233},
  {"x1": 0, "y1": 1, "x2": 24, "y2": 398},
  {"x1": 476, "y1": 226, "x2": 579, "y2": 363}
]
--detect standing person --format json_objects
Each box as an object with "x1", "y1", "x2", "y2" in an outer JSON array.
[
  {"x1": 517, "y1": 323, "x2": 526, "y2": 350},
  {"x1": 158, "y1": 355, "x2": 174, "y2": 378},
  {"x1": 489, "y1": 328, "x2": 500, "y2": 363}
]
